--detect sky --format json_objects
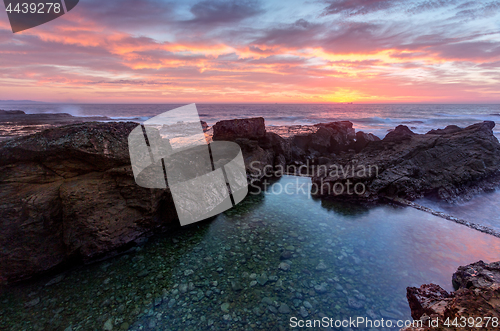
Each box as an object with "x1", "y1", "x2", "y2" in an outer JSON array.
[{"x1": 0, "y1": 0, "x2": 499, "y2": 103}]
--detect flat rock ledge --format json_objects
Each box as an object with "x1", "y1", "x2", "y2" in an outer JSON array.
[{"x1": 402, "y1": 260, "x2": 500, "y2": 330}]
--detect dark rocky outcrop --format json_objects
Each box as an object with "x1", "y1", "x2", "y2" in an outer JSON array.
[
  {"x1": 213, "y1": 117, "x2": 291, "y2": 182},
  {"x1": 0, "y1": 118, "x2": 286, "y2": 283},
  {"x1": 406, "y1": 284, "x2": 451, "y2": 321},
  {"x1": 0, "y1": 109, "x2": 111, "y2": 124},
  {"x1": 452, "y1": 260, "x2": 500, "y2": 290},
  {"x1": 2, "y1": 117, "x2": 500, "y2": 284},
  {"x1": 315, "y1": 121, "x2": 356, "y2": 147},
  {"x1": 213, "y1": 117, "x2": 266, "y2": 141},
  {"x1": 285, "y1": 121, "x2": 381, "y2": 162},
  {"x1": 0, "y1": 122, "x2": 178, "y2": 283},
  {"x1": 427, "y1": 125, "x2": 462, "y2": 135},
  {"x1": 403, "y1": 260, "x2": 500, "y2": 330},
  {"x1": 311, "y1": 121, "x2": 500, "y2": 202},
  {"x1": 0, "y1": 109, "x2": 113, "y2": 141},
  {"x1": 0, "y1": 109, "x2": 25, "y2": 115},
  {"x1": 291, "y1": 121, "x2": 359, "y2": 155},
  {"x1": 383, "y1": 124, "x2": 416, "y2": 142},
  {"x1": 353, "y1": 131, "x2": 381, "y2": 152}
]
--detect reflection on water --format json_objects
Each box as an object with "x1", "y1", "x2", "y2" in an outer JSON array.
[
  {"x1": 417, "y1": 190, "x2": 500, "y2": 233},
  {"x1": 1, "y1": 176, "x2": 499, "y2": 331}
]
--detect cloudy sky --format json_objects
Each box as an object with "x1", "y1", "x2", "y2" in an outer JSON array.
[{"x1": 1, "y1": 0, "x2": 499, "y2": 103}]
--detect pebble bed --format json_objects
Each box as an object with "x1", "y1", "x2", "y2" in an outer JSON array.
[{"x1": 2, "y1": 176, "x2": 500, "y2": 331}]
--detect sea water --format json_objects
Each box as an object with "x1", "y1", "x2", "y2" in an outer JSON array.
[
  {"x1": 1, "y1": 103, "x2": 500, "y2": 139},
  {"x1": 1, "y1": 176, "x2": 499, "y2": 331}
]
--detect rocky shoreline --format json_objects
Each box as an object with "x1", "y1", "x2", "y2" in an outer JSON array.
[
  {"x1": 0, "y1": 122, "x2": 178, "y2": 283},
  {"x1": 1, "y1": 115, "x2": 500, "y2": 283},
  {"x1": 0, "y1": 109, "x2": 114, "y2": 141},
  {"x1": 212, "y1": 117, "x2": 500, "y2": 203},
  {"x1": 403, "y1": 260, "x2": 500, "y2": 331}
]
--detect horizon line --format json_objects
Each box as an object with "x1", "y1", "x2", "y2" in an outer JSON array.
[{"x1": 1, "y1": 101, "x2": 500, "y2": 105}]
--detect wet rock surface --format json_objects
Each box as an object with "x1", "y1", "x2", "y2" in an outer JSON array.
[
  {"x1": 213, "y1": 117, "x2": 266, "y2": 141},
  {"x1": 213, "y1": 117, "x2": 291, "y2": 182},
  {"x1": 0, "y1": 122, "x2": 178, "y2": 283},
  {"x1": 403, "y1": 260, "x2": 500, "y2": 331},
  {"x1": 0, "y1": 109, "x2": 113, "y2": 141}
]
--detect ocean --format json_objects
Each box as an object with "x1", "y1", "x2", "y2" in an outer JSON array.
[{"x1": 1, "y1": 103, "x2": 500, "y2": 139}]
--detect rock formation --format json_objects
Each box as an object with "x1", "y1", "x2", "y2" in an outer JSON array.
[
  {"x1": 290, "y1": 121, "x2": 374, "y2": 156},
  {"x1": 213, "y1": 117, "x2": 266, "y2": 141},
  {"x1": 402, "y1": 260, "x2": 500, "y2": 330},
  {"x1": 0, "y1": 122, "x2": 178, "y2": 283},
  {"x1": 2, "y1": 117, "x2": 500, "y2": 283},
  {"x1": 311, "y1": 121, "x2": 500, "y2": 202},
  {"x1": 0, "y1": 118, "x2": 288, "y2": 283},
  {"x1": 0, "y1": 109, "x2": 112, "y2": 141},
  {"x1": 213, "y1": 117, "x2": 291, "y2": 182}
]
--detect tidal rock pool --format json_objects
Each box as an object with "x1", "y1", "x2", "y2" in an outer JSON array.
[
  {"x1": 1, "y1": 176, "x2": 499, "y2": 331},
  {"x1": 418, "y1": 189, "x2": 500, "y2": 233}
]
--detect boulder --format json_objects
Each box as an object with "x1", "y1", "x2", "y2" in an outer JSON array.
[
  {"x1": 406, "y1": 284, "x2": 451, "y2": 320},
  {"x1": 353, "y1": 131, "x2": 380, "y2": 152},
  {"x1": 383, "y1": 125, "x2": 415, "y2": 142},
  {"x1": 212, "y1": 117, "x2": 266, "y2": 141},
  {"x1": 403, "y1": 261, "x2": 500, "y2": 331},
  {"x1": 290, "y1": 121, "x2": 358, "y2": 155},
  {"x1": 0, "y1": 122, "x2": 178, "y2": 283},
  {"x1": 452, "y1": 260, "x2": 500, "y2": 290},
  {"x1": 315, "y1": 121, "x2": 356, "y2": 144},
  {"x1": 310, "y1": 127, "x2": 335, "y2": 153},
  {"x1": 213, "y1": 118, "x2": 291, "y2": 181}
]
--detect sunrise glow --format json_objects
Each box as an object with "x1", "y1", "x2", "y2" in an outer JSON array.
[{"x1": 1, "y1": 0, "x2": 499, "y2": 103}]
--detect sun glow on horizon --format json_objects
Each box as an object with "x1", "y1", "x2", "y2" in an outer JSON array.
[{"x1": 0, "y1": 0, "x2": 499, "y2": 103}]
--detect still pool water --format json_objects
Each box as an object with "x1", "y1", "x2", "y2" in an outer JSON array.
[
  {"x1": 417, "y1": 190, "x2": 500, "y2": 234},
  {"x1": 1, "y1": 176, "x2": 499, "y2": 331}
]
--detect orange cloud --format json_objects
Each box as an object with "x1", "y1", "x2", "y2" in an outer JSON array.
[{"x1": 0, "y1": 0, "x2": 499, "y2": 103}]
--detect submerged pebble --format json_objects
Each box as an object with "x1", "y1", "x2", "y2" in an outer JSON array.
[{"x1": 2, "y1": 176, "x2": 493, "y2": 331}]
